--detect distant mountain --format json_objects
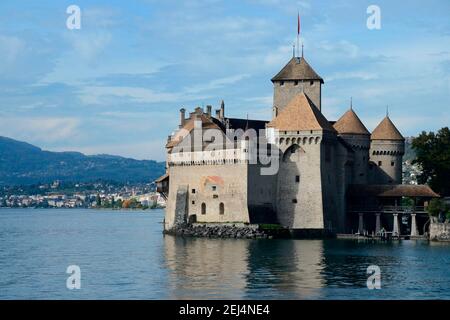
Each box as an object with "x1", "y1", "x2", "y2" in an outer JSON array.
[{"x1": 0, "y1": 136, "x2": 165, "y2": 186}]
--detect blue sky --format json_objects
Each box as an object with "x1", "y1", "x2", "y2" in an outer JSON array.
[{"x1": 0, "y1": 0, "x2": 449, "y2": 160}]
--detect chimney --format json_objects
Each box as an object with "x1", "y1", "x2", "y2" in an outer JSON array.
[
  {"x1": 180, "y1": 108, "x2": 186, "y2": 127},
  {"x1": 273, "y1": 106, "x2": 278, "y2": 118},
  {"x1": 206, "y1": 105, "x2": 212, "y2": 116},
  {"x1": 193, "y1": 113, "x2": 202, "y2": 129},
  {"x1": 220, "y1": 100, "x2": 225, "y2": 120},
  {"x1": 215, "y1": 109, "x2": 221, "y2": 118}
]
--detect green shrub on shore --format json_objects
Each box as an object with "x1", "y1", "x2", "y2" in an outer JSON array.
[{"x1": 427, "y1": 198, "x2": 449, "y2": 217}]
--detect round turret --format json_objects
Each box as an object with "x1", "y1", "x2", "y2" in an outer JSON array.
[
  {"x1": 369, "y1": 116, "x2": 405, "y2": 184},
  {"x1": 333, "y1": 107, "x2": 370, "y2": 184}
]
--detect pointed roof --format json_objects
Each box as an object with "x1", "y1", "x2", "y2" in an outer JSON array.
[
  {"x1": 371, "y1": 116, "x2": 404, "y2": 141},
  {"x1": 271, "y1": 57, "x2": 324, "y2": 83},
  {"x1": 333, "y1": 108, "x2": 370, "y2": 135},
  {"x1": 267, "y1": 93, "x2": 336, "y2": 132}
]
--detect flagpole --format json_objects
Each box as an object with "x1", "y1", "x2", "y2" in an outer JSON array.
[{"x1": 297, "y1": 12, "x2": 299, "y2": 58}]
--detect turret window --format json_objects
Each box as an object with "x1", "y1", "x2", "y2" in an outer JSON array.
[
  {"x1": 201, "y1": 203, "x2": 206, "y2": 215},
  {"x1": 280, "y1": 81, "x2": 284, "y2": 86},
  {"x1": 378, "y1": 161, "x2": 382, "y2": 166},
  {"x1": 294, "y1": 81, "x2": 298, "y2": 86}
]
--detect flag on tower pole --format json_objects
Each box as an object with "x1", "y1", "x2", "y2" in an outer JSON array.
[{"x1": 297, "y1": 12, "x2": 300, "y2": 57}]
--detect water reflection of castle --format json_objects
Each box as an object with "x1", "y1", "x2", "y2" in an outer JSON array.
[{"x1": 164, "y1": 235, "x2": 326, "y2": 299}]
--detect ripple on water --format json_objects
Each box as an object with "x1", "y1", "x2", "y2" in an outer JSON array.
[{"x1": 1, "y1": 209, "x2": 450, "y2": 299}]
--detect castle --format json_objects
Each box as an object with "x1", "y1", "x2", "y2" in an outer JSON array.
[{"x1": 157, "y1": 52, "x2": 438, "y2": 237}]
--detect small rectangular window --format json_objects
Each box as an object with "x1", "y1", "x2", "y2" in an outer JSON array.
[
  {"x1": 391, "y1": 161, "x2": 395, "y2": 166},
  {"x1": 191, "y1": 200, "x2": 195, "y2": 205},
  {"x1": 191, "y1": 189, "x2": 196, "y2": 194},
  {"x1": 280, "y1": 81, "x2": 284, "y2": 86},
  {"x1": 378, "y1": 161, "x2": 382, "y2": 166},
  {"x1": 295, "y1": 175, "x2": 300, "y2": 183},
  {"x1": 213, "y1": 195, "x2": 218, "y2": 199},
  {"x1": 294, "y1": 81, "x2": 298, "y2": 86},
  {"x1": 310, "y1": 81, "x2": 314, "y2": 85},
  {"x1": 212, "y1": 186, "x2": 216, "y2": 191},
  {"x1": 292, "y1": 199, "x2": 297, "y2": 204}
]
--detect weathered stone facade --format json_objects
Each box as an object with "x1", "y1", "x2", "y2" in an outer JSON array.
[
  {"x1": 429, "y1": 218, "x2": 450, "y2": 241},
  {"x1": 160, "y1": 55, "x2": 405, "y2": 236},
  {"x1": 273, "y1": 80, "x2": 322, "y2": 112}
]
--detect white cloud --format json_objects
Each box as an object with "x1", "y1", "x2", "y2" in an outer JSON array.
[
  {"x1": 184, "y1": 74, "x2": 250, "y2": 94},
  {"x1": 65, "y1": 31, "x2": 112, "y2": 62},
  {"x1": 79, "y1": 74, "x2": 249, "y2": 105},
  {"x1": 315, "y1": 40, "x2": 360, "y2": 60},
  {"x1": 263, "y1": 44, "x2": 293, "y2": 67},
  {"x1": 61, "y1": 140, "x2": 166, "y2": 161},
  {"x1": 0, "y1": 35, "x2": 25, "y2": 67},
  {"x1": 326, "y1": 71, "x2": 378, "y2": 82},
  {"x1": 80, "y1": 86, "x2": 184, "y2": 104},
  {"x1": 245, "y1": 95, "x2": 273, "y2": 106},
  {"x1": 0, "y1": 117, "x2": 81, "y2": 143}
]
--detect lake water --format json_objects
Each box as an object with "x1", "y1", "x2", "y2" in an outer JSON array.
[{"x1": 0, "y1": 208, "x2": 449, "y2": 300}]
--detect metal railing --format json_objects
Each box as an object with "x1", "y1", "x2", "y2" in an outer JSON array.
[{"x1": 348, "y1": 205, "x2": 427, "y2": 214}]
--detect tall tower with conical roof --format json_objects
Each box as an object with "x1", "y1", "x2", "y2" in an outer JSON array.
[
  {"x1": 369, "y1": 116, "x2": 405, "y2": 184},
  {"x1": 266, "y1": 92, "x2": 339, "y2": 233},
  {"x1": 271, "y1": 56, "x2": 323, "y2": 115},
  {"x1": 333, "y1": 106, "x2": 371, "y2": 185}
]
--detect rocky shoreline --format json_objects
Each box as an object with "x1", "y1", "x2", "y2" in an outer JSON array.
[{"x1": 164, "y1": 223, "x2": 276, "y2": 239}]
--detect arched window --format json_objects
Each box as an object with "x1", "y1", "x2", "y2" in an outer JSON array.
[
  {"x1": 219, "y1": 202, "x2": 224, "y2": 215},
  {"x1": 201, "y1": 203, "x2": 206, "y2": 215}
]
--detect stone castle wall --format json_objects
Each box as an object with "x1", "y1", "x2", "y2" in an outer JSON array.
[
  {"x1": 165, "y1": 163, "x2": 250, "y2": 230},
  {"x1": 339, "y1": 133, "x2": 370, "y2": 185},
  {"x1": 321, "y1": 134, "x2": 351, "y2": 234},
  {"x1": 275, "y1": 130, "x2": 325, "y2": 229},
  {"x1": 430, "y1": 219, "x2": 450, "y2": 241},
  {"x1": 273, "y1": 80, "x2": 321, "y2": 112},
  {"x1": 369, "y1": 140, "x2": 404, "y2": 184}
]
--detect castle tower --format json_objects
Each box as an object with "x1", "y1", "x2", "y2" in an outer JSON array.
[
  {"x1": 267, "y1": 92, "x2": 339, "y2": 233},
  {"x1": 333, "y1": 106, "x2": 371, "y2": 185},
  {"x1": 369, "y1": 116, "x2": 405, "y2": 184},
  {"x1": 271, "y1": 57, "x2": 323, "y2": 114}
]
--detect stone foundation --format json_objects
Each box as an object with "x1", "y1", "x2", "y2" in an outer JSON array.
[
  {"x1": 164, "y1": 222, "x2": 296, "y2": 239},
  {"x1": 430, "y1": 219, "x2": 450, "y2": 241},
  {"x1": 164, "y1": 223, "x2": 270, "y2": 239}
]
